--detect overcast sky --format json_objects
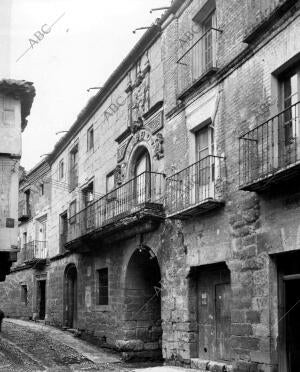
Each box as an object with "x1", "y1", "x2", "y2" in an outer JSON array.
[{"x1": 8, "y1": 0, "x2": 170, "y2": 170}]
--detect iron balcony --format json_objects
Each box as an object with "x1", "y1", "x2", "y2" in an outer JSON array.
[
  {"x1": 18, "y1": 199, "x2": 31, "y2": 222},
  {"x1": 239, "y1": 101, "x2": 300, "y2": 191},
  {"x1": 177, "y1": 28, "x2": 222, "y2": 98},
  {"x1": 23, "y1": 241, "x2": 48, "y2": 265},
  {"x1": 66, "y1": 171, "x2": 165, "y2": 248},
  {"x1": 166, "y1": 155, "x2": 226, "y2": 219}
]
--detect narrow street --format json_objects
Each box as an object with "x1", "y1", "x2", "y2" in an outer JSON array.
[{"x1": 0, "y1": 319, "x2": 183, "y2": 372}]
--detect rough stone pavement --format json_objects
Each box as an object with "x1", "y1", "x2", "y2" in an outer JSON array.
[{"x1": 0, "y1": 319, "x2": 193, "y2": 371}]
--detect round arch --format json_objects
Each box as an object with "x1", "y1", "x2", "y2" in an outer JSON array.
[
  {"x1": 123, "y1": 247, "x2": 162, "y2": 354},
  {"x1": 127, "y1": 144, "x2": 152, "y2": 179},
  {"x1": 63, "y1": 263, "x2": 78, "y2": 328}
]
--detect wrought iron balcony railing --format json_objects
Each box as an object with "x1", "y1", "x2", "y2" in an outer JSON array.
[
  {"x1": 239, "y1": 101, "x2": 300, "y2": 190},
  {"x1": 177, "y1": 28, "x2": 221, "y2": 96},
  {"x1": 166, "y1": 155, "x2": 225, "y2": 218},
  {"x1": 23, "y1": 241, "x2": 48, "y2": 262},
  {"x1": 67, "y1": 171, "x2": 165, "y2": 243}
]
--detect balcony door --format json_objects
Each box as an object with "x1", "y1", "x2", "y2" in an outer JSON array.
[
  {"x1": 133, "y1": 149, "x2": 151, "y2": 206},
  {"x1": 279, "y1": 70, "x2": 300, "y2": 167},
  {"x1": 195, "y1": 125, "x2": 215, "y2": 202},
  {"x1": 69, "y1": 145, "x2": 78, "y2": 191},
  {"x1": 60, "y1": 212, "x2": 68, "y2": 253},
  {"x1": 82, "y1": 182, "x2": 94, "y2": 232},
  {"x1": 36, "y1": 219, "x2": 47, "y2": 259},
  {"x1": 192, "y1": 10, "x2": 216, "y2": 80}
]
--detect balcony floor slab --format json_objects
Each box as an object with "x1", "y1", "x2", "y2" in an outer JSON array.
[
  {"x1": 240, "y1": 160, "x2": 300, "y2": 192},
  {"x1": 65, "y1": 204, "x2": 165, "y2": 252},
  {"x1": 167, "y1": 198, "x2": 224, "y2": 219}
]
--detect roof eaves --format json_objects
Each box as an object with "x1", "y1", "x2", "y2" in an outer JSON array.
[{"x1": 0, "y1": 79, "x2": 36, "y2": 131}]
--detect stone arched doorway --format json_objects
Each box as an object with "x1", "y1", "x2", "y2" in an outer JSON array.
[
  {"x1": 64, "y1": 264, "x2": 77, "y2": 328},
  {"x1": 123, "y1": 247, "x2": 162, "y2": 357}
]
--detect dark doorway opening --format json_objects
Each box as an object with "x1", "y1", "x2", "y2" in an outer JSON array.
[
  {"x1": 124, "y1": 247, "x2": 162, "y2": 357},
  {"x1": 285, "y1": 279, "x2": 300, "y2": 371},
  {"x1": 38, "y1": 280, "x2": 46, "y2": 320},
  {"x1": 64, "y1": 264, "x2": 77, "y2": 328},
  {"x1": 277, "y1": 251, "x2": 300, "y2": 372}
]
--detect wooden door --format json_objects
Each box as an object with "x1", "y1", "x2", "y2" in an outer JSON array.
[
  {"x1": 197, "y1": 267, "x2": 231, "y2": 362},
  {"x1": 215, "y1": 283, "x2": 231, "y2": 360},
  {"x1": 65, "y1": 267, "x2": 77, "y2": 328}
]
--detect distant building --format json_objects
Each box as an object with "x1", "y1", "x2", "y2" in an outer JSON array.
[
  {"x1": 1, "y1": 0, "x2": 300, "y2": 371},
  {"x1": 0, "y1": 80, "x2": 35, "y2": 281}
]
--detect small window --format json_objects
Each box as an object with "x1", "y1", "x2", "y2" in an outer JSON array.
[
  {"x1": 98, "y1": 268, "x2": 108, "y2": 305},
  {"x1": 39, "y1": 183, "x2": 44, "y2": 196},
  {"x1": 69, "y1": 200, "x2": 77, "y2": 224},
  {"x1": 21, "y1": 285, "x2": 28, "y2": 305},
  {"x1": 4, "y1": 109, "x2": 15, "y2": 124},
  {"x1": 87, "y1": 126, "x2": 94, "y2": 151},
  {"x1": 59, "y1": 160, "x2": 64, "y2": 180}
]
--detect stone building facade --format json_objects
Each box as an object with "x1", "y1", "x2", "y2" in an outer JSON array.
[
  {"x1": 0, "y1": 0, "x2": 35, "y2": 282},
  {"x1": 0, "y1": 80, "x2": 35, "y2": 281},
  {"x1": 1, "y1": 0, "x2": 300, "y2": 370}
]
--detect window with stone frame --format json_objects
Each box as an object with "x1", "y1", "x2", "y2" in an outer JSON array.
[{"x1": 97, "y1": 268, "x2": 109, "y2": 305}]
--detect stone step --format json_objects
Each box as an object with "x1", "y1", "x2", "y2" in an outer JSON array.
[{"x1": 191, "y1": 359, "x2": 233, "y2": 372}]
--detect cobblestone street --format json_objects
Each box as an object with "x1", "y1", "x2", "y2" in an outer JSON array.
[{"x1": 0, "y1": 319, "x2": 170, "y2": 372}]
